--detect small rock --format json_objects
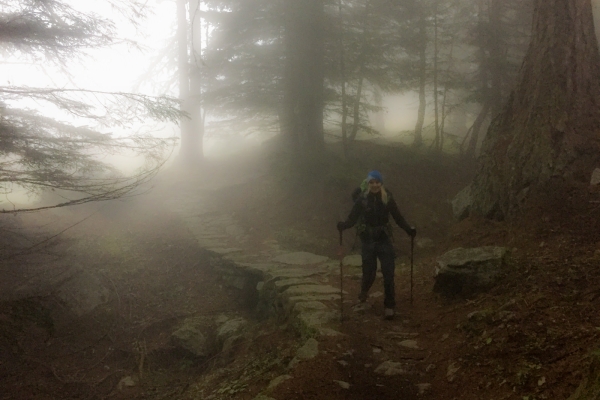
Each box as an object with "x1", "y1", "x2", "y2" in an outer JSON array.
[
  {"x1": 117, "y1": 376, "x2": 136, "y2": 391},
  {"x1": 267, "y1": 375, "x2": 292, "y2": 391},
  {"x1": 352, "y1": 302, "x2": 372, "y2": 313},
  {"x1": 591, "y1": 168, "x2": 600, "y2": 185},
  {"x1": 375, "y1": 361, "x2": 406, "y2": 376},
  {"x1": 334, "y1": 380, "x2": 350, "y2": 389},
  {"x1": 416, "y1": 237, "x2": 434, "y2": 249},
  {"x1": 417, "y1": 383, "x2": 431, "y2": 395},
  {"x1": 447, "y1": 362, "x2": 460, "y2": 382},
  {"x1": 538, "y1": 376, "x2": 546, "y2": 386},
  {"x1": 399, "y1": 340, "x2": 419, "y2": 350}
]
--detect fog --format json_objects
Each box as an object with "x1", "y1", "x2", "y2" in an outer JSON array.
[{"x1": 4, "y1": 0, "x2": 600, "y2": 208}]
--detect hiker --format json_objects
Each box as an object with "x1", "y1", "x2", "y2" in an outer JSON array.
[{"x1": 337, "y1": 170, "x2": 416, "y2": 320}]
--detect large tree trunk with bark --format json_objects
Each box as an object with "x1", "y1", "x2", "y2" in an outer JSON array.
[
  {"x1": 282, "y1": 0, "x2": 325, "y2": 156},
  {"x1": 470, "y1": 0, "x2": 600, "y2": 220}
]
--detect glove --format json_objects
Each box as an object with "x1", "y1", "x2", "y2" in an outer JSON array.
[
  {"x1": 408, "y1": 226, "x2": 417, "y2": 238},
  {"x1": 337, "y1": 221, "x2": 346, "y2": 232}
]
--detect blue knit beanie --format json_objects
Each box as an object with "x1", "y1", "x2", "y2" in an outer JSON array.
[{"x1": 366, "y1": 170, "x2": 383, "y2": 183}]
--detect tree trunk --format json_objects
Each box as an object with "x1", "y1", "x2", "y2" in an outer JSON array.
[
  {"x1": 177, "y1": 0, "x2": 203, "y2": 166},
  {"x1": 432, "y1": 0, "x2": 440, "y2": 151},
  {"x1": 339, "y1": 0, "x2": 348, "y2": 159},
  {"x1": 413, "y1": 5, "x2": 427, "y2": 148},
  {"x1": 488, "y1": 0, "x2": 504, "y2": 118},
  {"x1": 470, "y1": 0, "x2": 600, "y2": 220},
  {"x1": 349, "y1": 0, "x2": 371, "y2": 142},
  {"x1": 465, "y1": 102, "x2": 490, "y2": 158},
  {"x1": 282, "y1": 0, "x2": 325, "y2": 156}
]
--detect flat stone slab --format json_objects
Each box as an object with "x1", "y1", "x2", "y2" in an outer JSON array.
[
  {"x1": 225, "y1": 225, "x2": 246, "y2": 236},
  {"x1": 237, "y1": 263, "x2": 279, "y2": 273},
  {"x1": 288, "y1": 294, "x2": 341, "y2": 303},
  {"x1": 342, "y1": 255, "x2": 362, "y2": 267},
  {"x1": 284, "y1": 284, "x2": 342, "y2": 296},
  {"x1": 209, "y1": 247, "x2": 244, "y2": 255},
  {"x1": 270, "y1": 268, "x2": 326, "y2": 279},
  {"x1": 293, "y1": 301, "x2": 328, "y2": 313},
  {"x1": 272, "y1": 252, "x2": 329, "y2": 265},
  {"x1": 275, "y1": 278, "x2": 319, "y2": 291}
]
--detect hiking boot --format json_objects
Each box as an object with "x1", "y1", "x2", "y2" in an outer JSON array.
[
  {"x1": 358, "y1": 292, "x2": 368, "y2": 303},
  {"x1": 384, "y1": 308, "x2": 394, "y2": 320}
]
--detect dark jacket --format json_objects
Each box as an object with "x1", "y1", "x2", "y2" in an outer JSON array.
[{"x1": 342, "y1": 189, "x2": 412, "y2": 242}]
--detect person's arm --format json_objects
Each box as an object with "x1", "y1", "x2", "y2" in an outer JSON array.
[
  {"x1": 338, "y1": 200, "x2": 364, "y2": 230},
  {"x1": 351, "y1": 187, "x2": 362, "y2": 202},
  {"x1": 387, "y1": 196, "x2": 414, "y2": 235}
]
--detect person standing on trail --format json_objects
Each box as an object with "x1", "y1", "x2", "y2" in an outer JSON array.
[{"x1": 337, "y1": 170, "x2": 416, "y2": 320}]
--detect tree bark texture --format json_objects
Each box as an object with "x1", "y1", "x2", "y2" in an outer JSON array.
[
  {"x1": 282, "y1": 0, "x2": 325, "y2": 156},
  {"x1": 470, "y1": 0, "x2": 600, "y2": 219}
]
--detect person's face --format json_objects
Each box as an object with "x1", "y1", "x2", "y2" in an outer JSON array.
[{"x1": 368, "y1": 179, "x2": 382, "y2": 193}]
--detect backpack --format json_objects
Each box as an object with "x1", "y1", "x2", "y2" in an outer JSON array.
[{"x1": 350, "y1": 180, "x2": 392, "y2": 240}]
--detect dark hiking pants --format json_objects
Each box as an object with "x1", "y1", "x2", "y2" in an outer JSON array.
[{"x1": 361, "y1": 239, "x2": 396, "y2": 309}]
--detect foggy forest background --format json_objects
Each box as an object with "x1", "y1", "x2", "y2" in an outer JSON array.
[{"x1": 2, "y1": 0, "x2": 600, "y2": 217}]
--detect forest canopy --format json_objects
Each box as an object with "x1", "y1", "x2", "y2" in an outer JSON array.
[{"x1": 0, "y1": 0, "x2": 180, "y2": 212}]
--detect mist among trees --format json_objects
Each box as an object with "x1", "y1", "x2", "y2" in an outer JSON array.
[{"x1": 2, "y1": 0, "x2": 600, "y2": 221}]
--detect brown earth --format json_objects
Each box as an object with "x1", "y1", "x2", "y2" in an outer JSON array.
[{"x1": 2, "y1": 140, "x2": 600, "y2": 399}]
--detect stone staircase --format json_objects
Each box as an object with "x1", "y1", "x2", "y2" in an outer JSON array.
[{"x1": 166, "y1": 186, "x2": 350, "y2": 338}]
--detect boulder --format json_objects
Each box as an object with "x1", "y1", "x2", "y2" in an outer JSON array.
[
  {"x1": 451, "y1": 186, "x2": 472, "y2": 221},
  {"x1": 216, "y1": 316, "x2": 248, "y2": 345},
  {"x1": 434, "y1": 246, "x2": 509, "y2": 296},
  {"x1": 171, "y1": 317, "x2": 216, "y2": 357}
]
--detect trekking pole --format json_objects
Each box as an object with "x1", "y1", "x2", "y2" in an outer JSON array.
[
  {"x1": 339, "y1": 230, "x2": 344, "y2": 323},
  {"x1": 410, "y1": 233, "x2": 415, "y2": 305}
]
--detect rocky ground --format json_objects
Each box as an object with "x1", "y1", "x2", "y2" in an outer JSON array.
[{"x1": 2, "y1": 140, "x2": 600, "y2": 399}]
